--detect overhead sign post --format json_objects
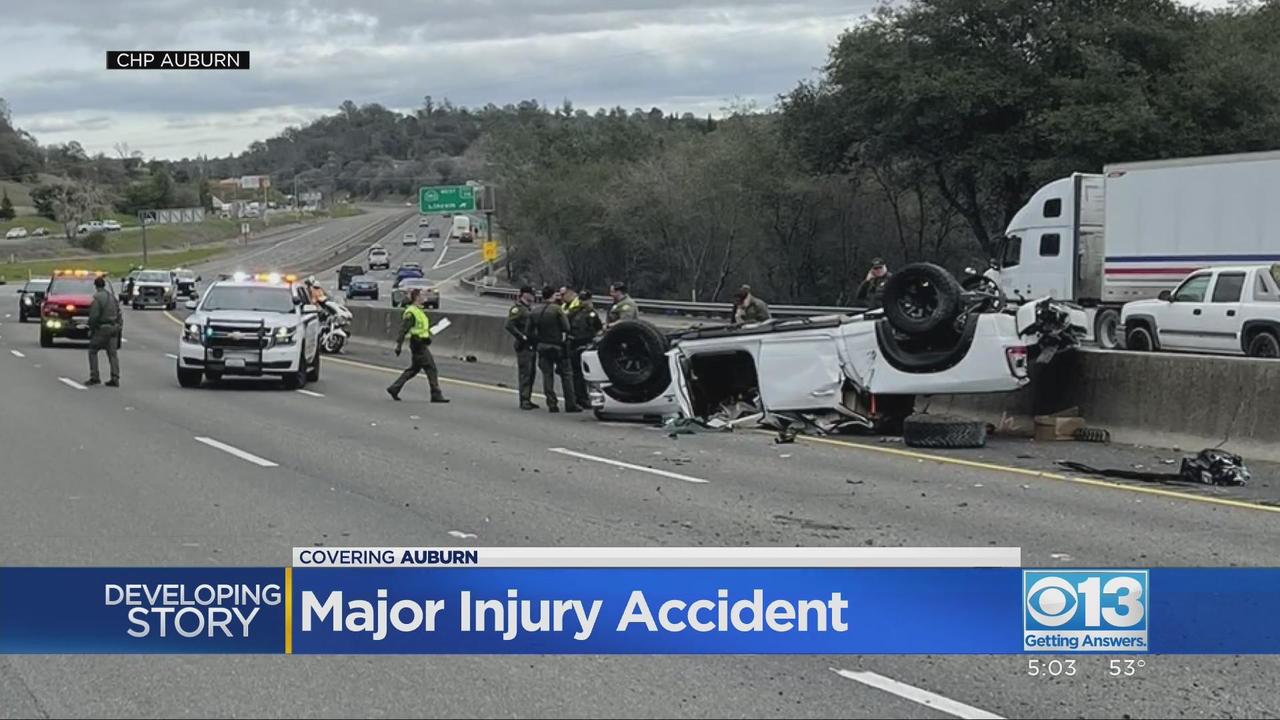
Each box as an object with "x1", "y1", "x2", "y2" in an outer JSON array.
[{"x1": 419, "y1": 185, "x2": 476, "y2": 214}]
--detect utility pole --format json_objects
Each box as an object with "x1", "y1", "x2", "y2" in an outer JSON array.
[{"x1": 138, "y1": 211, "x2": 148, "y2": 266}]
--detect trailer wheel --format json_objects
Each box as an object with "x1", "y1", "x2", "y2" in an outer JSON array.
[
  {"x1": 882, "y1": 263, "x2": 962, "y2": 336},
  {"x1": 1093, "y1": 308, "x2": 1121, "y2": 349},
  {"x1": 902, "y1": 414, "x2": 987, "y2": 449}
]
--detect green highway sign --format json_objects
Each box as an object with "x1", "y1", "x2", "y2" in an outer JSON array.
[{"x1": 419, "y1": 185, "x2": 476, "y2": 214}]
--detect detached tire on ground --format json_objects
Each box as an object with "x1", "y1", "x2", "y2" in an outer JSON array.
[
  {"x1": 595, "y1": 319, "x2": 672, "y2": 404},
  {"x1": 881, "y1": 263, "x2": 963, "y2": 336},
  {"x1": 902, "y1": 414, "x2": 987, "y2": 449}
]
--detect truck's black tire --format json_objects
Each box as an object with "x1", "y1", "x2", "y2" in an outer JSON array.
[
  {"x1": 1247, "y1": 330, "x2": 1280, "y2": 358},
  {"x1": 1125, "y1": 324, "x2": 1156, "y2": 352},
  {"x1": 902, "y1": 414, "x2": 987, "y2": 448},
  {"x1": 596, "y1": 320, "x2": 670, "y2": 388},
  {"x1": 1093, "y1": 308, "x2": 1121, "y2": 349},
  {"x1": 882, "y1": 263, "x2": 962, "y2": 336}
]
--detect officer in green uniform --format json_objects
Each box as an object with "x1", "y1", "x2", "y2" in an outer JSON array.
[
  {"x1": 732, "y1": 285, "x2": 772, "y2": 325},
  {"x1": 505, "y1": 285, "x2": 539, "y2": 410},
  {"x1": 86, "y1": 274, "x2": 123, "y2": 387},
  {"x1": 386, "y1": 288, "x2": 449, "y2": 403},
  {"x1": 561, "y1": 285, "x2": 603, "y2": 411},
  {"x1": 531, "y1": 286, "x2": 578, "y2": 413},
  {"x1": 606, "y1": 281, "x2": 638, "y2": 327}
]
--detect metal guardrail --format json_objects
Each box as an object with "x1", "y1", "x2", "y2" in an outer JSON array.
[{"x1": 459, "y1": 269, "x2": 866, "y2": 319}]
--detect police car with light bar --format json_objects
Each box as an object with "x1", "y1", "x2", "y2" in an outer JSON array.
[{"x1": 176, "y1": 272, "x2": 321, "y2": 389}]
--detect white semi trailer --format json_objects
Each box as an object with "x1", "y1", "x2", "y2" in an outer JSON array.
[{"x1": 995, "y1": 150, "x2": 1280, "y2": 347}]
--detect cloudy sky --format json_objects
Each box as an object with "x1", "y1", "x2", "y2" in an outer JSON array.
[{"x1": 0, "y1": 0, "x2": 1234, "y2": 160}]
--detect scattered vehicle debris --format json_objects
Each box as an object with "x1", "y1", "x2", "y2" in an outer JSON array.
[
  {"x1": 1057, "y1": 448, "x2": 1250, "y2": 486},
  {"x1": 1072, "y1": 427, "x2": 1111, "y2": 443}
]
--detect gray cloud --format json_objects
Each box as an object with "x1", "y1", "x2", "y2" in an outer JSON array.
[
  {"x1": 0, "y1": 0, "x2": 874, "y2": 156},
  {"x1": 20, "y1": 115, "x2": 114, "y2": 133}
]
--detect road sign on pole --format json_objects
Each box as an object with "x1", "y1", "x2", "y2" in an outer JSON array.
[
  {"x1": 483, "y1": 241, "x2": 498, "y2": 263},
  {"x1": 419, "y1": 185, "x2": 476, "y2": 214}
]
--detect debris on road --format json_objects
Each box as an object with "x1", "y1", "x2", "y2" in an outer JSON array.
[{"x1": 1057, "y1": 448, "x2": 1250, "y2": 486}]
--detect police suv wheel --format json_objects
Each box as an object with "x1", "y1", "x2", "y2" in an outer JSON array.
[
  {"x1": 307, "y1": 349, "x2": 321, "y2": 382},
  {"x1": 39, "y1": 328, "x2": 53, "y2": 347},
  {"x1": 177, "y1": 365, "x2": 202, "y2": 388}
]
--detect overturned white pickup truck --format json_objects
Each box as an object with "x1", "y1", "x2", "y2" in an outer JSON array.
[{"x1": 581, "y1": 263, "x2": 1086, "y2": 435}]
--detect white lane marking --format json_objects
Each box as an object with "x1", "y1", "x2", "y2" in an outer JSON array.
[
  {"x1": 548, "y1": 447, "x2": 708, "y2": 484},
  {"x1": 436, "y1": 249, "x2": 481, "y2": 270},
  {"x1": 448, "y1": 530, "x2": 477, "y2": 539},
  {"x1": 296, "y1": 389, "x2": 325, "y2": 398},
  {"x1": 165, "y1": 353, "x2": 178, "y2": 359},
  {"x1": 10, "y1": 350, "x2": 24, "y2": 358},
  {"x1": 193, "y1": 436, "x2": 278, "y2": 468},
  {"x1": 431, "y1": 239, "x2": 451, "y2": 269},
  {"x1": 120, "y1": 338, "x2": 129, "y2": 344},
  {"x1": 59, "y1": 377, "x2": 87, "y2": 390},
  {"x1": 830, "y1": 669, "x2": 1002, "y2": 720},
  {"x1": 440, "y1": 255, "x2": 494, "y2": 284}
]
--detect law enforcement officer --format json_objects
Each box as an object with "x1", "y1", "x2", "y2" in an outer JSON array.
[
  {"x1": 386, "y1": 288, "x2": 449, "y2": 403},
  {"x1": 606, "y1": 281, "x2": 638, "y2": 327},
  {"x1": 86, "y1": 274, "x2": 122, "y2": 387},
  {"x1": 505, "y1": 285, "x2": 539, "y2": 410},
  {"x1": 855, "y1": 258, "x2": 892, "y2": 309},
  {"x1": 531, "y1": 286, "x2": 578, "y2": 413},
  {"x1": 732, "y1": 285, "x2": 771, "y2": 325},
  {"x1": 561, "y1": 285, "x2": 602, "y2": 411}
]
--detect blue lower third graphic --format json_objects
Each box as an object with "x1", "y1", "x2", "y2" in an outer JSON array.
[
  {"x1": 291, "y1": 568, "x2": 1022, "y2": 654},
  {"x1": 0, "y1": 568, "x2": 285, "y2": 653}
]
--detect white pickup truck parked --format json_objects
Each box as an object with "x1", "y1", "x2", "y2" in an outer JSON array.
[{"x1": 1121, "y1": 265, "x2": 1280, "y2": 358}]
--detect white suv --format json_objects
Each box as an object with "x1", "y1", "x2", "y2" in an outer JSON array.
[
  {"x1": 176, "y1": 274, "x2": 321, "y2": 389},
  {"x1": 1121, "y1": 265, "x2": 1280, "y2": 358}
]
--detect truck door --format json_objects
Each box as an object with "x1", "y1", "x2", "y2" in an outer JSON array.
[
  {"x1": 1158, "y1": 271, "x2": 1213, "y2": 351},
  {"x1": 997, "y1": 230, "x2": 1072, "y2": 302},
  {"x1": 1204, "y1": 270, "x2": 1248, "y2": 354}
]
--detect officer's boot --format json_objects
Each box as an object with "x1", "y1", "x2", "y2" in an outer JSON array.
[{"x1": 431, "y1": 389, "x2": 450, "y2": 403}]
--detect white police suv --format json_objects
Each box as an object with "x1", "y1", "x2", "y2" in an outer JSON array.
[{"x1": 176, "y1": 272, "x2": 321, "y2": 389}]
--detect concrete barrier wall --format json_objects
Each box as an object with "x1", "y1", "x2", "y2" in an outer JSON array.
[
  {"x1": 348, "y1": 305, "x2": 516, "y2": 366},
  {"x1": 349, "y1": 307, "x2": 1280, "y2": 458}
]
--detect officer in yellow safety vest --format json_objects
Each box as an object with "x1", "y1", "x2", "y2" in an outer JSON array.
[{"x1": 386, "y1": 288, "x2": 449, "y2": 403}]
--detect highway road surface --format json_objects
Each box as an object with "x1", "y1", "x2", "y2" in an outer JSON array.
[{"x1": 0, "y1": 212, "x2": 1275, "y2": 718}]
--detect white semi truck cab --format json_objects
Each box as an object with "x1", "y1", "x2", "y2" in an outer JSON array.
[{"x1": 995, "y1": 150, "x2": 1280, "y2": 348}]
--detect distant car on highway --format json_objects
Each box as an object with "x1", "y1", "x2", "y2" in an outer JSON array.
[
  {"x1": 176, "y1": 272, "x2": 321, "y2": 389},
  {"x1": 129, "y1": 269, "x2": 178, "y2": 310},
  {"x1": 39, "y1": 269, "x2": 111, "y2": 347},
  {"x1": 345, "y1": 275, "x2": 379, "y2": 301},
  {"x1": 418, "y1": 216, "x2": 431, "y2": 227},
  {"x1": 368, "y1": 246, "x2": 390, "y2": 270},
  {"x1": 1122, "y1": 264, "x2": 1280, "y2": 358},
  {"x1": 426, "y1": 227, "x2": 440, "y2": 239},
  {"x1": 16, "y1": 277, "x2": 50, "y2": 323},
  {"x1": 402, "y1": 232, "x2": 416, "y2": 246},
  {"x1": 337, "y1": 265, "x2": 364, "y2": 291},
  {"x1": 5, "y1": 227, "x2": 28, "y2": 239},
  {"x1": 418, "y1": 237, "x2": 436, "y2": 252},
  {"x1": 393, "y1": 263, "x2": 424, "y2": 287},
  {"x1": 392, "y1": 278, "x2": 438, "y2": 309}
]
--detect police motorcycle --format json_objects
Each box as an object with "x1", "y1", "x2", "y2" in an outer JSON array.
[{"x1": 302, "y1": 277, "x2": 354, "y2": 354}]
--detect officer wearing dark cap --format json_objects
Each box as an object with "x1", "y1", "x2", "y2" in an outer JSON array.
[
  {"x1": 855, "y1": 258, "x2": 892, "y2": 309},
  {"x1": 530, "y1": 285, "x2": 577, "y2": 413},
  {"x1": 86, "y1": 274, "x2": 123, "y2": 387},
  {"x1": 505, "y1": 285, "x2": 539, "y2": 410}
]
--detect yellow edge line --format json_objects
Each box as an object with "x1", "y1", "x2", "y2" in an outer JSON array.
[
  {"x1": 164, "y1": 311, "x2": 1278, "y2": 515},
  {"x1": 779, "y1": 432, "x2": 1280, "y2": 515},
  {"x1": 284, "y1": 566, "x2": 293, "y2": 654}
]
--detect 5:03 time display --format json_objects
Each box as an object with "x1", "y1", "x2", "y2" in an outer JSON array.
[{"x1": 1027, "y1": 659, "x2": 1077, "y2": 677}]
